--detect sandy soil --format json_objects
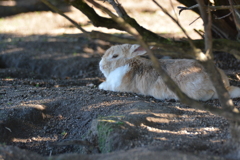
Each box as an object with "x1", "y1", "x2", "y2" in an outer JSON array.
[{"x1": 0, "y1": 1, "x2": 240, "y2": 160}]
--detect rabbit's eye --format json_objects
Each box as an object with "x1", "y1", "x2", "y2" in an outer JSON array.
[{"x1": 112, "y1": 55, "x2": 118, "y2": 58}]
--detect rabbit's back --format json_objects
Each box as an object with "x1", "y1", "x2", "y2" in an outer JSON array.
[
  {"x1": 118, "y1": 58, "x2": 215, "y2": 100},
  {"x1": 121, "y1": 58, "x2": 216, "y2": 100},
  {"x1": 160, "y1": 59, "x2": 206, "y2": 83},
  {"x1": 156, "y1": 59, "x2": 216, "y2": 100}
]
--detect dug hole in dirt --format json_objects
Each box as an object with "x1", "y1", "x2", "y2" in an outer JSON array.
[{"x1": 0, "y1": 1, "x2": 240, "y2": 160}]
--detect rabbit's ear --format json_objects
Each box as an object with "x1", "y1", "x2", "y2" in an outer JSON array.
[{"x1": 129, "y1": 44, "x2": 147, "y2": 57}]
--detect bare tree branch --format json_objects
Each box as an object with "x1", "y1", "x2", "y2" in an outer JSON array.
[
  {"x1": 107, "y1": 0, "x2": 127, "y2": 17},
  {"x1": 170, "y1": 0, "x2": 179, "y2": 22},
  {"x1": 178, "y1": 4, "x2": 199, "y2": 15},
  {"x1": 196, "y1": 0, "x2": 235, "y2": 111},
  {"x1": 67, "y1": 0, "x2": 169, "y2": 43},
  {"x1": 66, "y1": 0, "x2": 125, "y2": 30},
  {"x1": 214, "y1": 12, "x2": 232, "y2": 19},
  {"x1": 196, "y1": 1, "x2": 212, "y2": 57},
  {"x1": 178, "y1": 4, "x2": 240, "y2": 13}
]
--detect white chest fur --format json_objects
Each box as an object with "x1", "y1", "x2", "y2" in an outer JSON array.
[{"x1": 99, "y1": 65, "x2": 130, "y2": 91}]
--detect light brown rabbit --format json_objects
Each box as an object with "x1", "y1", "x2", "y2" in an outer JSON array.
[{"x1": 99, "y1": 44, "x2": 240, "y2": 101}]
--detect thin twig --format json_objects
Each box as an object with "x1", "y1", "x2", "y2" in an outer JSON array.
[
  {"x1": 5, "y1": 127, "x2": 12, "y2": 132},
  {"x1": 178, "y1": 4, "x2": 199, "y2": 15},
  {"x1": 189, "y1": 16, "x2": 201, "y2": 25},
  {"x1": 170, "y1": 0, "x2": 179, "y2": 22},
  {"x1": 211, "y1": 25, "x2": 229, "y2": 39},
  {"x1": 178, "y1": 4, "x2": 240, "y2": 13},
  {"x1": 196, "y1": 0, "x2": 235, "y2": 111},
  {"x1": 214, "y1": 12, "x2": 232, "y2": 19},
  {"x1": 209, "y1": 4, "x2": 240, "y2": 10},
  {"x1": 193, "y1": 29, "x2": 204, "y2": 39},
  {"x1": 107, "y1": 0, "x2": 127, "y2": 17}
]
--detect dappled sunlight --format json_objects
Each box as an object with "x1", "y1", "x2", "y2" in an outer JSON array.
[
  {"x1": 12, "y1": 135, "x2": 58, "y2": 143},
  {"x1": 123, "y1": 120, "x2": 135, "y2": 127},
  {"x1": 0, "y1": 95, "x2": 57, "y2": 109},
  {"x1": 95, "y1": 101, "x2": 224, "y2": 137},
  {"x1": 178, "y1": 66, "x2": 202, "y2": 76},
  {"x1": 2, "y1": 77, "x2": 15, "y2": 81},
  {"x1": 0, "y1": 78, "x2": 232, "y2": 156},
  {"x1": 130, "y1": 110, "x2": 211, "y2": 124},
  {"x1": 19, "y1": 104, "x2": 46, "y2": 110},
  {"x1": 154, "y1": 137, "x2": 168, "y2": 141},
  {"x1": 141, "y1": 123, "x2": 220, "y2": 135},
  {"x1": 94, "y1": 104, "x2": 227, "y2": 155},
  {"x1": 173, "y1": 106, "x2": 208, "y2": 113},
  {"x1": 1, "y1": 47, "x2": 24, "y2": 55},
  {"x1": 210, "y1": 139, "x2": 226, "y2": 143},
  {"x1": 146, "y1": 117, "x2": 171, "y2": 123},
  {"x1": 84, "y1": 99, "x2": 137, "y2": 111}
]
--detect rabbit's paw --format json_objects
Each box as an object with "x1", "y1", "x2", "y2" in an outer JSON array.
[{"x1": 99, "y1": 82, "x2": 107, "y2": 90}]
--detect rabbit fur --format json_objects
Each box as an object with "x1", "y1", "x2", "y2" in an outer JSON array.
[{"x1": 99, "y1": 44, "x2": 240, "y2": 101}]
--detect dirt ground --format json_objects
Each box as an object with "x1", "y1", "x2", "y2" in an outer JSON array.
[{"x1": 0, "y1": 1, "x2": 240, "y2": 160}]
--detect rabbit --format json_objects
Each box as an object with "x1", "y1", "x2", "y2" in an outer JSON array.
[{"x1": 99, "y1": 44, "x2": 240, "y2": 101}]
